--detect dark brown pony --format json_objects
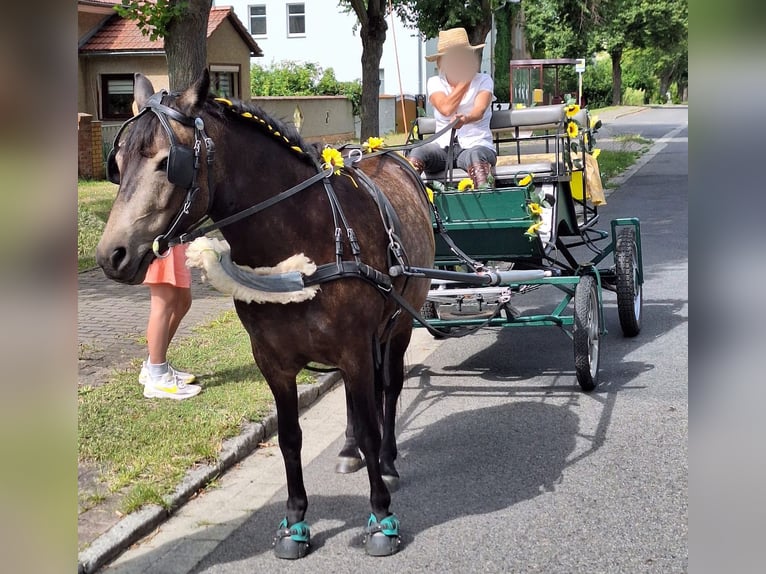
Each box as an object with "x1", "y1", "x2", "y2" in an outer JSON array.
[{"x1": 96, "y1": 72, "x2": 434, "y2": 558}]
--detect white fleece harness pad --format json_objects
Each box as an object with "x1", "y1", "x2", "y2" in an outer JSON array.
[{"x1": 185, "y1": 237, "x2": 320, "y2": 304}]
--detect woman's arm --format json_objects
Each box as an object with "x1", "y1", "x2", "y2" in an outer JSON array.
[
  {"x1": 429, "y1": 81, "x2": 470, "y2": 116},
  {"x1": 454, "y1": 90, "x2": 493, "y2": 128}
]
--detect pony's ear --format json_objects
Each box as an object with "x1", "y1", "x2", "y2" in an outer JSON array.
[
  {"x1": 177, "y1": 69, "x2": 211, "y2": 113},
  {"x1": 133, "y1": 73, "x2": 155, "y2": 112}
]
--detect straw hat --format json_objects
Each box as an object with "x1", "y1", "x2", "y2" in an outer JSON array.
[{"x1": 425, "y1": 27, "x2": 485, "y2": 62}]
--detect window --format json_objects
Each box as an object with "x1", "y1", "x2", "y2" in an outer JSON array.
[
  {"x1": 210, "y1": 65, "x2": 240, "y2": 99},
  {"x1": 249, "y1": 5, "x2": 266, "y2": 36},
  {"x1": 287, "y1": 3, "x2": 305, "y2": 36},
  {"x1": 100, "y1": 74, "x2": 134, "y2": 120},
  {"x1": 379, "y1": 68, "x2": 385, "y2": 94}
]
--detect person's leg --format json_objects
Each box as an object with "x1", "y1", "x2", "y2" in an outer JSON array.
[
  {"x1": 147, "y1": 283, "x2": 177, "y2": 366},
  {"x1": 143, "y1": 283, "x2": 200, "y2": 398},
  {"x1": 457, "y1": 146, "x2": 497, "y2": 188},
  {"x1": 166, "y1": 286, "x2": 192, "y2": 346},
  {"x1": 408, "y1": 143, "x2": 448, "y2": 175}
]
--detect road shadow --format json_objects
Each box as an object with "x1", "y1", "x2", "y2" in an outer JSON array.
[{"x1": 180, "y1": 398, "x2": 579, "y2": 571}]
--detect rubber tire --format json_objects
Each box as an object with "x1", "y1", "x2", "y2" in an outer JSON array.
[
  {"x1": 615, "y1": 227, "x2": 642, "y2": 337},
  {"x1": 573, "y1": 275, "x2": 601, "y2": 392}
]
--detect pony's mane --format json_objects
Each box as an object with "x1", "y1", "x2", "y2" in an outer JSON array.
[{"x1": 205, "y1": 96, "x2": 319, "y2": 165}]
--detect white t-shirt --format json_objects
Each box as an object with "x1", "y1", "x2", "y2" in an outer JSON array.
[{"x1": 427, "y1": 72, "x2": 495, "y2": 150}]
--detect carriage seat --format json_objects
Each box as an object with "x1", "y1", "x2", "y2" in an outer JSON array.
[
  {"x1": 422, "y1": 162, "x2": 557, "y2": 185},
  {"x1": 413, "y1": 104, "x2": 587, "y2": 184}
]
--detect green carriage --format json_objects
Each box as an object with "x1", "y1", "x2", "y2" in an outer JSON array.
[{"x1": 403, "y1": 104, "x2": 644, "y2": 391}]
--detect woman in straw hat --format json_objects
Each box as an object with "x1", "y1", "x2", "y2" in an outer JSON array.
[{"x1": 409, "y1": 27, "x2": 496, "y2": 187}]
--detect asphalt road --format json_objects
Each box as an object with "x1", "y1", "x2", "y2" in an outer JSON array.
[{"x1": 107, "y1": 107, "x2": 688, "y2": 573}]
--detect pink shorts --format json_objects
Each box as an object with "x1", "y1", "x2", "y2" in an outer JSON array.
[{"x1": 143, "y1": 244, "x2": 191, "y2": 288}]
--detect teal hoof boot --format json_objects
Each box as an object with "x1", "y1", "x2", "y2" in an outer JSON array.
[
  {"x1": 364, "y1": 513, "x2": 401, "y2": 556},
  {"x1": 273, "y1": 518, "x2": 310, "y2": 559}
]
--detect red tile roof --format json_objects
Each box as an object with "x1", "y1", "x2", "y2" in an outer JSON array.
[{"x1": 80, "y1": 6, "x2": 262, "y2": 56}]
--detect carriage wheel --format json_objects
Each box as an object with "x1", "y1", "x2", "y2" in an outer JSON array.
[
  {"x1": 573, "y1": 275, "x2": 601, "y2": 392},
  {"x1": 615, "y1": 227, "x2": 642, "y2": 337}
]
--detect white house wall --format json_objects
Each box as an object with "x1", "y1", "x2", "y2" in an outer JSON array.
[{"x1": 216, "y1": 0, "x2": 429, "y2": 95}]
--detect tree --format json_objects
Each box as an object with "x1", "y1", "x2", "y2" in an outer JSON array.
[
  {"x1": 115, "y1": 0, "x2": 212, "y2": 91},
  {"x1": 341, "y1": 1, "x2": 389, "y2": 140},
  {"x1": 595, "y1": 0, "x2": 687, "y2": 105},
  {"x1": 523, "y1": 0, "x2": 600, "y2": 59}
]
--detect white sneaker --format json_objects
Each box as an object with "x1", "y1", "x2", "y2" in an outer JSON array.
[
  {"x1": 139, "y1": 362, "x2": 197, "y2": 385},
  {"x1": 142, "y1": 371, "x2": 201, "y2": 400}
]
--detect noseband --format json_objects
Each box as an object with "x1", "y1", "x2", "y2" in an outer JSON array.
[{"x1": 107, "y1": 91, "x2": 215, "y2": 257}]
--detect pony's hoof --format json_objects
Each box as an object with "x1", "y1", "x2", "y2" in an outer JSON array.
[
  {"x1": 335, "y1": 456, "x2": 365, "y2": 474},
  {"x1": 364, "y1": 513, "x2": 401, "y2": 557},
  {"x1": 273, "y1": 518, "x2": 310, "y2": 560},
  {"x1": 382, "y1": 474, "x2": 400, "y2": 492}
]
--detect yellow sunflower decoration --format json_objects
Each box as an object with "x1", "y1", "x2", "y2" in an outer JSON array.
[
  {"x1": 528, "y1": 202, "x2": 543, "y2": 217},
  {"x1": 566, "y1": 121, "x2": 579, "y2": 139},
  {"x1": 517, "y1": 173, "x2": 534, "y2": 187},
  {"x1": 525, "y1": 221, "x2": 543, "y2": 238},
  {"x1": 457, "y1": 178, "x2": 475, "y2": 191},
  {"x1": 321, "y1": 147, "x2": 344, "y2": 175},
  {"x1": 362, "y1": 136, "x2": 385, "y2": 153},
  {"x1": 565, "y1": 103, "x2": 581, "y2": 118}
]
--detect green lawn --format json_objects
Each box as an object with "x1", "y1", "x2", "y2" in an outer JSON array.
[
  {"x1": 78, "y1": 180, "x2": 117, "y2": 271},
  {"x1": 78, "y1": 310, "x2": 315, "y2": 515}
]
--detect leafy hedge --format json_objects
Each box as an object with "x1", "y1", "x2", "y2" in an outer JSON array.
[{"x1": 250, "y1": 61, "x2": 362, "y2": 116}]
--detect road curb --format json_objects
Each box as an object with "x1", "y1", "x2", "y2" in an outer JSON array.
[
  {"x1": 605, "y1": 122, "x2": 688, "y2": 197},
  {"x1": 77, "y1": 370, "x2": 343, "y2": 574},
  {"x1": 614, "y1": 106, "x2": 648, "y2": 119}
]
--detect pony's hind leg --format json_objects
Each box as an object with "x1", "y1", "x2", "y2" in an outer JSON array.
[
  {"x1": 379, "y1": 330, "x2": 411, "y2": 492},
  {"x1": 335, "y1": 386, "x2": 365, "y2": 474},
  {"x1": 259, "y1": 362, "x2": 311, "y2": 559},
  {"x1": 341, "y1": 352, "x2": 402, "y2": 556}
]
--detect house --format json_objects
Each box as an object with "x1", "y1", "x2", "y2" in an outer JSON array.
[
  {"x1": 78, "y1": 0, "x2": 262, "y2": 124},
  {"x1": 216, "y1": 0, "x2": 433, "y2": 96}
]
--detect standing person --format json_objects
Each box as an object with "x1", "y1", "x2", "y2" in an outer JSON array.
[
  {"x1": 139, "y1": 244, "x2": 201, "y2": 399},
  {"x1": 409, "y1": 27, "x2": 497, "y2": 188}
]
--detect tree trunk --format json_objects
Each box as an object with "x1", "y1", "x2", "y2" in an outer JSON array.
[
  {"x1": 659, "y1": 72, "x2": 673, "y2": 103},
  {"x1": 164, "y1": 0, "x2": 211, "y2": 91},
  {"x1": 610, "y1": 47, "x2": 623, "y2": 106},
  {"x1": 359, "y1": 18, "x2": 387, "y2": 140}
]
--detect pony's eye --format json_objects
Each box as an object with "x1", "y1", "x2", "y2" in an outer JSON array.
[{"x1": 157, "y1": 157, "x2": 168, "y2": 172}]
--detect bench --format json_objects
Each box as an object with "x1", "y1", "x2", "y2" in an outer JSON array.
[{"x1": 410, "y1": 104, "x2": 590, "y2": 185}]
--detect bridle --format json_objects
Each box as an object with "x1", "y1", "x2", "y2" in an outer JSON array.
[{"x1": 107, "y1": 90, "x2": 215, "y2": 257}]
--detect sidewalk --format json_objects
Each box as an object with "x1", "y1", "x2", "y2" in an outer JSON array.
[{"x1": 78, "y1": 267, "x2": 233, "y2": 389}]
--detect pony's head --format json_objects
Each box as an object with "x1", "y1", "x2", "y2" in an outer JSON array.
[{"x1": 96, "y1": 72, "x2": 212, "y2": 284}]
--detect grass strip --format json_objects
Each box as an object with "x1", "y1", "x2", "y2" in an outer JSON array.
[
  {"x1": 598, "y1": 149, "x2": 642, "y2": 186},
  {"x1": 78, "y1": 180, "x2": 117, "y2": 271},
  {"x1": 78, "y1": 310, "x2": 314, "y2": 514}
]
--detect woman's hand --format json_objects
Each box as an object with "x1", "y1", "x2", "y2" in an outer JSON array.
[{"x1": 430, "y1": 81, "x2": 471, "y2": 117}]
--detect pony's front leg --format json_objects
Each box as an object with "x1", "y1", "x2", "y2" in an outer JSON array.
[
  {"x1": 342, "y1": 354, "x2": 402, "y2": 556},
  {"x1": 262, "y1": 365, "x2": 311, "y2": 559},
  {"x1": 335, "y1": 385, "x2": 365, "y2": 474}
]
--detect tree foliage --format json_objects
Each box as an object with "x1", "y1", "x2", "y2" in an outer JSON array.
[
  {"x1": 522, "y1": 0, "x2": 687, "y2": 105},
  {"x1": 396, "y1": 0, "x2": 507, "y2": 45},
  {"x1": 114, "y1": 0, "x2": 188, "y2": 41}
]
